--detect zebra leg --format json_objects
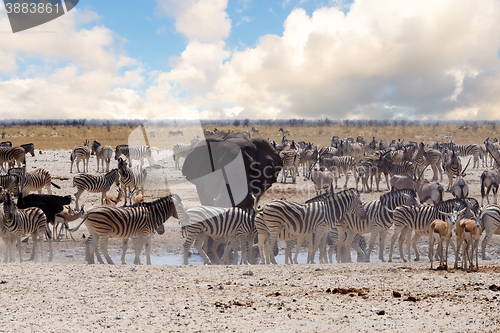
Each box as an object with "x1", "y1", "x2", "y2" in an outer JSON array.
[
  {"x1": 318, "y1": 234, "x2": 329, "y2": 264},
  {"x1": 74, "y1": 190, "x2": 83, "y2": 210},
  {"x1": 14, "y1": 235, "x2": 23, "y2": 263},
  {"x1": 481, "y1": 232, "x2": 491, "y2": 260},
  {"x1": 285, "y1": 240, "x2": 294, "y2": 265},
  {"x1": 389, "y1": 226, "x2": 403, "y2": 262},
  {"x1": 132, "y1": 237, "x2": 145, "y2": 265},
  {"x1": 100, "y1": 237, "x2": 115, "y2": 264},
  {"x1": 267, "y1": 232, "x2": 279, "y2": 265},
  {"x1": 295, "y1": 237, "x2": 305, "y2": 264},
  {"x1": 366, "y1": 230, "x2": 379, "y2": 263},
  {"x1": 431, "y1": 164, "x2": 438, "y2": 182},
  {"x1": 411, "y1": 233, "x2": 422, "y2": 261},
  {"x1": 193, "y1": 234, "x2": 211, "y2": 265},
  {"x1": 145, "y1": 237, "x2": 153, "y2": 265},
  {"x1": 342, "y1": 230, "x2": 357, "y2": 263},
  {"x1": 121, "y1": 239, "x2": 128, "y2": 264},
  {"x1": 429, "y1": 235, "x2": 434, "y2": 269},
  {"x1": 335, "y1": 225, "x2": 347, "y2": 263},
  {"x1": 29, "y1": 233, "x2": 37, "y2": 261},
  {"x1": 399, "y1": 227, "x2": 411, "y2": 262},
  {"x1": 378, "y1": 230, "x2": 388, "y2": 262},
  {"x1": 257, "y1": 232, "x2": 269, "y2": 264}
]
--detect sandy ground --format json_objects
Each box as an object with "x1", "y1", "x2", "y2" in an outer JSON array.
[{"x1": 0, "y1": 149, "x2": 499, "y2": 332}]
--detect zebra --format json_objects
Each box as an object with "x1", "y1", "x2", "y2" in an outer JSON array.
[
  {"x1": 20, "y1": 143, "x2": 35, "y2": 158},
  {"x1": 251, "y1": 127, "x2": 259, "y2": 135},
  {"x1": 443, "y1": 148, "x2": 462, "y2": 191},
  {"x1": 70, "y1": 140, "x2": 91, "y2": 173},
  {"x1": 114, "y1": 145, "x2": 156, "y2": 168},
  {"x1": 169, "y1": 130, "x2": 184, "y2": 137},
  {"x1": 279, "y1": 145, "x2": 300, "y2": 183},
  {"x1": 389, "y1": 198, "x2": 475, "y2": 262},
  {"x1": 318, "y1": 155, "x2": 358, "y2": 189},
  {"x1": 380, "y1": 153, "x2": 415, "y2": 179},
  {"x1": 91, "y1": 141, "x2": 113, "y2": 173},
  {"x1": 8, "y1": 168, "x2": 60, "y2": 196},
  {"x1": 478, "y1": 204, "x2": 500, "y2": 260},
  {"x1": 413, "y1": 142, "x2": 443, "y2": 181},
  {"x1": 0, "y1": 141, "x2": 11, "y2": 147},
  {"x1": 149, "y1": 130, "x2": 156, "y2": 138},
  {"x1": 204, "y1": 129, "x2": 215, "y2": 137},
  {"x1": 117, "y1": 157, "x2": 147, "y2": 206},
  {"x1": 182, "y1": 206, "x2": 257, "y2": 265},
  {"x1": 72, "y1": 169, "x2": 120, "y2": 210},
  {"x1": 0, "y1": 174, "x2": 19, "y2": 197},
  {"x1": 67, "y1": 194, "x2": 188, "y2": 265},
  {"x1": 451, "y1": 143, "x2": 481, "y2": 168},
  {"x1": 0, "y1": 207, "x2": 14, "y2": 263},
  {"x1": 336, "y1": 189, "x2": 420, "y2": 263},
  {"x1": 338, "y1": 140, "x2": 364, "y2": 162},
  {"x1": 0, "y1": 146, "x2": 26, "y2": 172},
  {"x1": 172, "y1": 143, "x2": 193, "y2": 170},
  {"x1": 0, "y1": 190, "x2": 53, "y2": 263},
  {"x1": 255, "y1": 188, "x2": 366, "y2": 264},
  {"x1": 278, "y1": 127, "x2": 290, "y2": 136}
]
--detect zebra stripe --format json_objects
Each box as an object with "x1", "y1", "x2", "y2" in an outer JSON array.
[
  {"x1": 1, "y1": 192, "x2": 52, "y2": 262},
  {"x1": 0, "y1": 174, "x2": 19, "y2": 197},
  {"x1": 117, "y1": 158, "x2": 147, "y2": 206},
  {"x1": 389, "y1": 198, "x2": 475, "y2": 262},
  {"x1": 172, "y1": 143, "x2": 193, "y2": 170},
  {"x1": 0, "y1": 146, "x2": 25, "y2": 172},
  {"x1": 479, "y1": 204, "x2": 500, "y2": 260},
  {"x1": 69, "y1": 194, "x2": 187, "y2": 265},
  {"x1": 70, "y1": 141, "x2": 91, "y2": 173},
  {"x1": 73, "y1": 169, "x2": 120, "y2": 209},
  {"x1": 91, "y1": 141, "x2": 113, "y2": 173},
  {"x1": 452, "y1": 144, "x2": 480, "y2": 168},
  {"x1": 279, "y1": 148, "x2": 299, "y2": 183},
  {"x1": 319, "y1": 155, "x2": 357, "y2": 189},
  {"x1": 183, "y1": 206, "x2": 256, "y2": 265},
  {"x1": 114, "y1": 145, "x2": 153, "y2": 168},
  {"x1": 443, "y1": 149, "x2": 462, "y2": 191},
  {"x1": 413, "y1": 143, "x2": 443, "y2": 181},
  {"x1": 336, "y1": 189, "x2": 419, "y2": 263},
  {"x1": 20, "y1": 143, "x2": 35, "y2": 157},
  {"x1": 255, "y1": 188, "x2": 366, "y2": 264},
  {"x1": 8, "y1": 168, "x2": 59, "y2": 196}
]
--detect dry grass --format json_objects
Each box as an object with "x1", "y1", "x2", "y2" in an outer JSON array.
[{"x1": 0, "y1": 123, "x2": 496, "y2": 150}]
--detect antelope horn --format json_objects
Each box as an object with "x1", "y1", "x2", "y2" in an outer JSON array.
[{"x1": 461, "y1": 158, "x2": 471, "y2": 176}]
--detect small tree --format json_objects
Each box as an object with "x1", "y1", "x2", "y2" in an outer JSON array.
[
  {"x1": 233, "y1": 119, "x2": 241, "y2": 127},
  {"x1": 243, "y1": 118, "x2": 250, "y2": 127}
]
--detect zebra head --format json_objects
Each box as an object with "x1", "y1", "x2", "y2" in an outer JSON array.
[
  {"x1": 170, "y1": 194, "x2": 189, "y2": 227},
  {"x1": 91, "y1": 141, "x2": 101, "y2": 155},
  {"x1": 346, "y1": 188, "x2": 366, "y2": 220}
]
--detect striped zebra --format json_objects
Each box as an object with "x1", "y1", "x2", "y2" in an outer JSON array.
[
  {"x1": 338, "y1": 140, "x2": 364, "y2": 161},
  {"x1": 115, "y1": 145, "x2": 155, "y2": 168},
  {"x1": 72, "y1": 169, "x2": 120, "y2": 210},
  {"x1": 67, "y1": 194, "x2": 188, "y2": 265},
  {"x1": 70, "y1": 140, "x2": 91, "y2": 173},
  {"x1": 389, "y1": 199, "x2": 474, "y2": 262},
  {"x1": 0, "y1": 146, "x2": 26, "y2": 172},
  {"x1": 1, "y1": 190, "x2": 53, "y2": 263},
  {"x1": 8, "y1": 167, "x2": 60, "y2": 196},
  {"x1": 251, "y1": 127, "x2": 259, "y2": 135},
  {"x1": 443, "y1": 148, "x2": 462, "y2": 191},
  {"x1": 172, "y1": 143, "x2": 193, "y2": 170},
  {"x1": 278, "y1": 127, "x2": 290, "y2": 136},
  {"x1": 117, "y1": 158, "x2": 147, "y2": 205},
  {"x1": 279, "y1": 146, "x2": 300, "y2": 183},
  {"x1": 336, "y1": 189, "x2": 419, "y2": 263},
  {"x1": 451, "y1": 143, "x2": 480, "y2": 168},
  {"x1": 479, "y1": 204, "x2": 500, "y2": 260},
  {"x1": 413, "y1": 142, "x2": 443, "y2": 182},
  {"x1": 182, "y1": 206, "x2": 256, "y2": 265},
  {"x1": 319, "y1": 155, "x2": 358, "y2": 189},
  {"x1": 0, "y1": 174, "x2": 19, "y2": 197},
  {"x1": 255, "y1": 188, "x2": 366, "y2": 264},
  {"x1": 0, "y1": 205, "x2": 14, "y2": 263},
  {"x1": 91, "y1": 141, "x2": 113, "y2": 173},
  {"x1": 380, "y1": 154, "x2": 415, "y2": 179},
  {"x1": 20, "y1": 143, "x2": 35, "y2": 157}
]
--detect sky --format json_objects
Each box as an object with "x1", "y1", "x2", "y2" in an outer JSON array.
[{"x1": 0, "y1": 0, "x2": 500, "y2": 120}]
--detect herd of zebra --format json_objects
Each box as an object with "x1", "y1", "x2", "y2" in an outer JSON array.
[{"x1": 0, "y1": 130, "x2": 500, "y2": 270}]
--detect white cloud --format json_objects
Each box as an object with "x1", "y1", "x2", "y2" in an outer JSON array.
[{"x1": 157, "y1": 0, "x2": 231, "y2": 42}]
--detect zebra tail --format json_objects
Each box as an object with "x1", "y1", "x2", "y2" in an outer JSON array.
[
  {"x1": 51, "y1": 182, "x2": 61, "y2": 189},
  {"x1": 480, "y1": 171, "x2": 487, "y2": 198},
  {"x1": 70, "y1": 153, "x2": 74, "y2": 162},
  {"x1": 173, "y1": 153, "x2": 176, "y2": 161}
]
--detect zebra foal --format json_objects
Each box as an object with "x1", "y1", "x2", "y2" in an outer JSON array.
[
  {"x1": 67, "y1": 194, "x2": 188, "y2": 265},
  {"x1": 115, "y1": 145, "x2": 157, "y2": 168},
  {"x1": 117, "y1": 157, "x2": 147, "y2": 206},
  {"x1": 73, "y1": 169, "x2": 120, "y2": 210},
  {"x1": 0, "y1": 146, "x2": 26, "y2": 172}
]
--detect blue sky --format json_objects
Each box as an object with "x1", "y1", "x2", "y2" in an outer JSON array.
[{"x1": 0, "y1": 0, "x2": 499, "y2": 120}]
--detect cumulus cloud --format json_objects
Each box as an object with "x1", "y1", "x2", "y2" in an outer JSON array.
[
  {"x1": 156, "y1": 0, "x2": 231, "y2": 42},
  {"x1": 174, "y1": 0, "x2": 500, "y2": 120}
]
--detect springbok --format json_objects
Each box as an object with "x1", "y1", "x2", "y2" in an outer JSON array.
[{"x1": 429, "y1": 207, "x2": 462, "y2": 269}]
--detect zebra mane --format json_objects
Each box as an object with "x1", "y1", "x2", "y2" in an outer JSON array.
[
  {"x1": 131, "y1": 194, "x2": 179, "y2": 209},
  {"x1": 380, "y1": 189, "x2": 416, "y2": 203}
]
